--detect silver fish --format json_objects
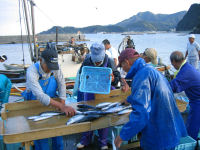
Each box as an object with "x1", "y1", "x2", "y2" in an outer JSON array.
[
  {"x1": 117, "y1": 109, "x2": 132, "y2": 115},
  {"x1": 33, "y1": 115, "x2": 53, "y2": 122},
  {"x1": 77, "y1": 104, "x2": 97, "y2": 110},
  {"x1": 40, "y1": 112, "x2": 63, "y2": 117},
  {"x1": 102, "y1": 102, "x2": 121, "y2": 111},
  {"x1": 105, "y1": 106, "x2": 126, "y2": 113},
  {"x1": 83, "y1": 110, "x2": 110, "y2": 115},
  {"x1": 66, "y1": 114, "x2": 102, "y2": 125},
  {"x1": 96, "y1": 102, "x2": 112, "y2": 109},
  {"x1": 76, "y1": 110, "x2": 84, "y2": 115},
  {"x1": 66, "y1": 115, "x2": 85, "y2": 125},
  {"x1": 27, "y1": 116, "x2": 41, "y2": 120}
]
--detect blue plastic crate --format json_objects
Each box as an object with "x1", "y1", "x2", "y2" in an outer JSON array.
[
  {"x1": 80, "y1": 66, "x2": 112, "y2": 94},
  {"x1": 175, "y1": 136, "x2": 196, "y2": 150}
]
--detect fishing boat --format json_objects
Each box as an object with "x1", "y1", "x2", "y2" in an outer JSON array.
[{"x1": 3, "y1": 64, "x2": 30, "y2": 70}]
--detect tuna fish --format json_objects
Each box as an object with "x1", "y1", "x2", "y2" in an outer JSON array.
[
  {"x1": 96, "y1": 102, "x2": 112, "y2": 109},
  {"x1": 66, "y1": 114, "x2": 102, "y2": 125}
]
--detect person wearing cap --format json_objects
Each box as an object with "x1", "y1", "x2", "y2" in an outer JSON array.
[
  {"x1": 102, "y1": 39, "x2": 118, "y2": 66},
  {"x1": 76, "y1": 43, "x2": 121, "y2": 150},
  {"x1": 0, "y1": 55, "x2": 7, "y2": 62},
  {"x1": 115, "y1": 48, "x2": 187, "y2": 150},
  {"x1": 22, "y1": 45, "x2": 75, "y2": 150},
  {"x1": 185, "y1": 34, "x2": 200, "y2": 69},
  {"x1": 141, "y1": 48, "x2": 158, "y2": 67},
  {"x1": 170, "y1": 51, "x2": 200, "y2": 140}
]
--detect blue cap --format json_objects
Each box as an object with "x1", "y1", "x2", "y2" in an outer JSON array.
[{"x1": 90, "y1": 43, "x2": 105, "y2": 63}]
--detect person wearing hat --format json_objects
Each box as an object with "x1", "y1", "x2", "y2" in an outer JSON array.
[
  {"x1": 22, "y1": 45, "x2": 76, "y2": 150},
  {"x1": 141, "y1": 48, "x2": 158, "y2": 67},
  {"x1": 115, "y1": 48, "x2": 187, "y2": 150},
  {"x1": 76, "y1": 43, "x2": 121, "y2": 150},
  {"x1": 185, "y1": 34, "x2": 200, "y2": 69},
  {"x1": 0, "y1": 55, "x2": 7, "y2": 62}
]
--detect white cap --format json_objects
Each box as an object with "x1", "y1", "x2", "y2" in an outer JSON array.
[{"x1": 189, "y1": 34, "x2": 195, "y2": 39}]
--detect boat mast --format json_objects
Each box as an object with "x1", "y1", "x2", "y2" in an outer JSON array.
[
  {"x1": 30, "y1": 0, "x2": 38, "y2": 62},
  {"x1": 22, "y1": 0, "x2": 34, "y2": 62}
]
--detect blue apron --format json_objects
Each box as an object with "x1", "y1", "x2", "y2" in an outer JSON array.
[
  {"x1": 22, "y1": 63, "x2": 57, "y2": 100},
  {"x1": 22, "y1": 63, "x2": 63, "y2": 150}
]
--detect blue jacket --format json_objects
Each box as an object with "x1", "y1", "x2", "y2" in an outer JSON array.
[
  {"x1": 0, "y1": 74, "x2": 12, "y2": 104},
  {"x1": 170, "y1": 62, "x2": 200, "y2": 101},
  {"x1": 120, "y1": 58, "x2": 187, "y2": 150}
]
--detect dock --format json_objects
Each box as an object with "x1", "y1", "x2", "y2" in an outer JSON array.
[{"x1": 0, "y1": 34, "x2": 87, "y2": 44}]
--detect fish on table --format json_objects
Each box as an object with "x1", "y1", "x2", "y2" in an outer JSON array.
[
  {"x1": 27, "y1": 111, "x2": 65, "y2": 122},
  {"x1": 77, "y1": 104, "x2": 97, "y2": 110},
  {"x1": 95, "y1": 102, "x2": 112, "y2": 109},
  {"x1": 27, "y1": 102, "x2": 132, "y2": 123},
  {"x1": 101, "y1": 102, "x2": 121, "y2": 111},
  {"x1": 66, "y1": 114, "x2": 102, "y2": 126},
  {"x1": 117, "y1": 109, "x2": 132, "y2": 115}
]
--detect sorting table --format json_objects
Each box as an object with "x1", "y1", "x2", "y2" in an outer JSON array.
[{"x1": 0, "y1": 89, "x2": 187, "y2": 150}]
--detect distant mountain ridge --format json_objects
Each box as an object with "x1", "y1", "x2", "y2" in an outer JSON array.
[
  {"x1": 116, "y1": 11, "x2": 186, "y2": 31},
  {"x1": 176, "y1": 4, "x2": 200, "y2": 33},
  {"x1": 40, "y1": 11, "x2": 186, "y2": 34}
]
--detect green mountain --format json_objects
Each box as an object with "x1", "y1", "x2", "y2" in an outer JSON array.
[
  {"x1": 176, "y1": 4, "x2": 200, "y2": 32},
  {"x1": 40, "y1": 25, "x2": 125, "y2": 34},
  {"x1": 116, "y1": 11, "x2": 186, "y2": 31},
  {"x1": 40, "y1": 11, "x2": 186, "y2": 34}
]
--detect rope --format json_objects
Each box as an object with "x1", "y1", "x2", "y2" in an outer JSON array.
[
  {"x1": 18, "y1": 0, "x2": 26, "y2": 72},
  {"x1": 21, "y1": 0, "x2": 34, "y2": 63},
  {"x1": 35, "y1": 5, "x2": 66, "y2": 34}
]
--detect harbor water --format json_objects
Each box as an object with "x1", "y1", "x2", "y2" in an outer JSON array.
[{"x1": 0, "y1": 33, "x2": 200, "y2": 72}]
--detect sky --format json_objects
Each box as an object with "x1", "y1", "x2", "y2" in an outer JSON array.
[{"x1": 0, "y1": 0, "x2": 199, "y2": 35}]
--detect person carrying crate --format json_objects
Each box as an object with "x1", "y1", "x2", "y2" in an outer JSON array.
[{"x1": 76, "y1": 43, "x2": 121, "y2": 150}]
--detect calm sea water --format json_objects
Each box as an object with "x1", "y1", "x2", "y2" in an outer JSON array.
[{"x1": 0, "y1": 33, "x2": 200, "y2": 70}]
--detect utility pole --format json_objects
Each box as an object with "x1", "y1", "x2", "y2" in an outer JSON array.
[
  {"x1": 56, "y1": 27, "x2": 58, "y2": 45},
  {"x1": 22, "y1": 0, "x2": 34, "y2": 62},
  {"x1": 30, "y1": 0, "x2": 37, "y2": 62}
]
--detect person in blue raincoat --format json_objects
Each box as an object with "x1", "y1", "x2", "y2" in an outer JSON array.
[
  {"x1": 170, "y1": 51, "x2": 200, "y2": 140},
  {"x1": 0, "y1": 74, "x2": 11, "y2": 105},
  {"x1": 76, "y1": 43, "x2": 121, "y2": 150},
  {"x1": 114, "y1": 48, "x2": 187, "y2": 150},
  {"x1": 22, "y1": 45, "x2": 76, "y2": 150}
]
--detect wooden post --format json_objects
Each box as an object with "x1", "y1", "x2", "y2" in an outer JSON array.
[{"x1": 24, "y1": 141, "x2": 31, "y2": 150}]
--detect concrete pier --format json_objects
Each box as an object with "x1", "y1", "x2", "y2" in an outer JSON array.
[{"x1": 0, "y1": 34, "x2": 86, "y2": 44}]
